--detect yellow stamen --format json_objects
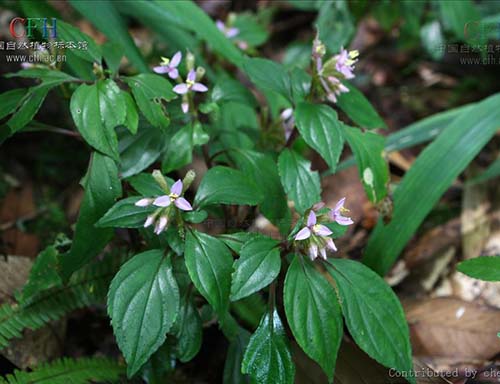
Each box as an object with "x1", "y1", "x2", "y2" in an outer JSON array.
[
  {"x1": 186, "y1": 79, "x2": 195, "y2": 87},
  {"x1": 160, "y1": 56, "x2": 170, "y2": 65},
  {"x1": 349, "y1": 50, "x2": 359, "y2": 59}
]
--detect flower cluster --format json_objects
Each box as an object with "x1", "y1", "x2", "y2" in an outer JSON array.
[
  {"x1": 294, "y1": 198, "x2": 353, "y2": 261},
  {"x1": 216, "y1": 18, "x2": 248, "y2": 50},
  {"x1": 312, "y1": 36, "x2": 359, "y2": 103},
  {"x1": 135, "y1": 179, "x2": 193, "y2": 235}
]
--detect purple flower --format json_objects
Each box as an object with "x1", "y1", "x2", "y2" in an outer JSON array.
[
  {"x1": 173, "y1": 70, "x2": 208, "y2": 95},
  {"x1": 329, "y1": 197, "x2": 354, "y2": 226},
  {"x1": 216, "y1": 20, "x2": 239, "y2": 39},
  {"x1": 153, "y1": 180, "x2": 193, "y2": 211},
  {"x1": 134, "y1": 178, "x2": 193, "y2": 234},
  {"x1": 295, "y1": 211, "x2": 337, "y2": 261},
  {"x1": 153, "y1": 51, "x2": 182, "y2": 79},
  {"x1": 333, "y1": 48, "x2": 358, "y2": 80}
]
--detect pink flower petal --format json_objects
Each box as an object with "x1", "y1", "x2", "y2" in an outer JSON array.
[
  {"x1": 175, "y1": 197, "x2": 193, "y2": 211},
  {"x1": 144, "y1": 215, "x2": 155, "y2": 228},
  {"x1": 192, "y1": 82, "x2": 208, "y2": 92},
  {"x1": 308, "y1": 244, "x2": 318, "y2": 261},
  {"x1": 153, "y1": 65, "x2": 169, "y2": 74},
  {"x1": 153, "y1": 195, "x2": 171, "y2": 207},
  {"x1": 135, "y1": 198, "x2": 152, "y2": 207},
  {"x1": 326, "y1": 238, "x2": 337, "y2": 252},
  {"x1": 319, "y1": 247, "x2": 327, "y2": 260},
  {"x1": 168, "y1": 68, "x2": 179, "y2": 79},
  {"x1": 226, "y1": 27, "x2": 239, "y2": 38},
  {"x1": 334, "y1": 197, "x2": 346, "y2": 212},
  {"x1": 314, "y1": 224, "x2": 332, "y2": 236},
  {"x1": 154, "y1": 216, "x2": 168, "y2": 234},
  {"x1": 335, "y1": 215, "x2": 353, "y2": 226},
  {"x1": 294, "y1": 227, "x2": 311, "y2": 241},
  {"x1": 170, "y1": 51, "x2": 182, "y2": 67},
  {"x1": 173, "y1": 83, "x2": 188, "y2": 95},
  {"x1": 216, "y1": 20, "x2": 225, "y2": 32},
  {"x1": 307, "y1": 211, "x2": 317, "y2": 227},
  {"x1": 170, "y1": 180, "x2": 183, "y2": 195},
  {"x1": 187, "y1": 69, "x2": 196, "y2": 82}
]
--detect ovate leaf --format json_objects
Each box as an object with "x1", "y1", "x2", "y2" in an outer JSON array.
[
  {"x1": 124, "y1": 74, "x2": 176, "y2": 130},
  {"x1": 337, "y1": 82, "x2": 386, "y2": 130},
  {"x1": 172, "y1": 292, "x2": 203, "y2": 362},
  {"x1": 284, "y1": 257, "x2": 343, "y2": 382},
  {"x1": 58, "y1": 20, "x2": 101, "y2": 62},
  {"x1": 243, "y1": 58, "x2": 292, "y2": 101},
  {"x1": 230, "y1": 236, "x2": 280, "y2": 302},
  {"x1": 96, "y1": 197, "x2": 156, "y2": 228},
  {"x1": 326, "y1": 259, "x2": 414, "y2": 384},
  {"x1": 242, "y1": 311, "x2": 295, "y2": 384},
  {"x1": 295, "y1": 102, "x2": 344, "y2": 170},
  {"x1": 70, "y1": 79, "x2": 126, "y2": 161},
  {"x1": 363, "y1": 93, "x2": 500, "y2": 275},
  {"x1": 457, "y1": 256, "x2": 500, "y2": 282},
  {"x1": 60, "y1": 152, "x2": 122, "y2": 279},
  {"x1": 162, "y1": 124, "x2": 194, "y2": 173},
  {"x1": 342, "y1": 125, "x2": 389, "y2": 203},
  {"x1": 278, "y1": 149, "x2": 321, "y2": 214},
  {"x1": 229, "y1": 149, "x2": 290, "y2": 234},
  {"x1": 194, "y1": 166, "x2": 263, "y2": 208},
  {"x1": 223, "y1": 328, "x2": 251, "y2": 384},
  {"x1": 184, "y1": 230, "x2": 233, "y2": 317},
  {"x1": 108, "y1": 250, "x2": 180, "y2": 377}
]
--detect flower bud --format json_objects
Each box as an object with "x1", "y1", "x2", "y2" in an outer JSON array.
[
  {"x1": 186, "y1": 51, "x2": 195, "y2": 71},
  {"x1": 182, "y1": 170, "x2": 196, "y2": 192},
  {"x1": 195, "y1": 66, "x2": 205, "y2": 81},
  {"x1": 152, "y1": 170, "x2": 170, "y2": 193}
]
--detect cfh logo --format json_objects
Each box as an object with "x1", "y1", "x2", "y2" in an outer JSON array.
[{"x1": 9, "y1": 17, "x2": 57, "y2": 39}]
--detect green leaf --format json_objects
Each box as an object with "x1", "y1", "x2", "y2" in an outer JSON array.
[
  {"x1": 152, "y1": 0, "x2": 245, "y2": 67},
  {"x1": 243, "y1": 58, "x2": 292, "y2": 101},
  {"x1": 60, "y1": 152, "x2": 122, "y2": 279},
  {"x1": 69, "y1": 0, "x2": 149, "y2": 72},
  {"x1": 172, "y1": 292, "x2": 203, "y2": 362},
  {"x1": 342, "y1": 125, "x2": 389, "y2": 203},
  {"x1": 0, "y1": 88, "x2": 27, "y2": 120},
  {"x1": 290, "y1": 67, "x2": 311, "y2": 103},
  {"x1": 242, "y1": 311, "x2": 295, "y2": 384},
  {"x1": 218, "y1": 232, "x2": 259, "y2": 254},
  {"x1": 230, "y1": 236, "x2": 280, "y2": 302},
  {"x1": 212, "y1": 76, "x2": 258, "y2": 107},
  {"x1": 229, "y1": 149, "x2": 290, "y2": 234},
  {"x1": 102, "y1": 41, "x2": 123, "y2": 74},
  {"x1": 2, "y1": 357, "x2": 124, "y2": 384},
  {"x1": 122, "y1": 91, "x2": 139, "y2": 135},
  {"x1": 326, "y1": 259, "x2": 414, "y2": 384},
  {"x1": 194, "y1": 166, "x2": 264, "y2": 208},
  {"x1": 71, "y1": 79, "x2": 126, "y2": 161},
  {"x1": 469, "y1": 156, "x2": 500, "y2": 185},
  {"x1": 295, "y1": 102, "x2": 344, "y2": 170},
  {"x1": 162, "y1": 124, "x2": 194, "y2": 173},
  {"x1": 5, "y1": 68, "x2": 77, "y2": 87},
  {"x1": 223, "y1": 328, "x2": 251, "y2": 384},
  {"x1": 184, "y1": 230, "x2": 233, "y2": 317},
  {"x1": 284, "y1": 257, "x2": 343, "y2": 382},
  {"x1": 438, "y1": 0, "x2": 480, "y2": 41},
  {"x1": 6, "y1": 85, "x2": 52, "y2": 137},
  {"x1": 20, "y1": 245, "x2": 62, "y2": 303},
  {"x1": 124, "y1": 74, "x2": 176, "y2": 130},
  {"x1": 118, "y1": 123, "x2": 166, "y2": 178},
  {"x1": 233, "y1": 13, "x2": 269, "y2": 47},
  {"x1": 457, "y1": 256, "x2": 500, "y2": 282},
  {"x1": 363, "y1": 93, "x2": 500, "y2": 275},
  {"x1": 316, "y1": 0, "x2": 354, "y2": 53},
  {"x1": 96, "y1": 197, "x2": 156, "y2": 228},
  {"x1": 108, "y1": 250, "x2": 179, "y2": 377},
  {"x1": 337, "y1": 83, "x2": 386, "y2": 130},
  {"x1": 127, "y1": 172, "x2": 171, "y2": 196},
  {"x1": 58, "y1": 20, "x2": 102, "y2": 63},
  {"x1": 278, "y1": 149, "x2": 321, "y2": 214}
]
